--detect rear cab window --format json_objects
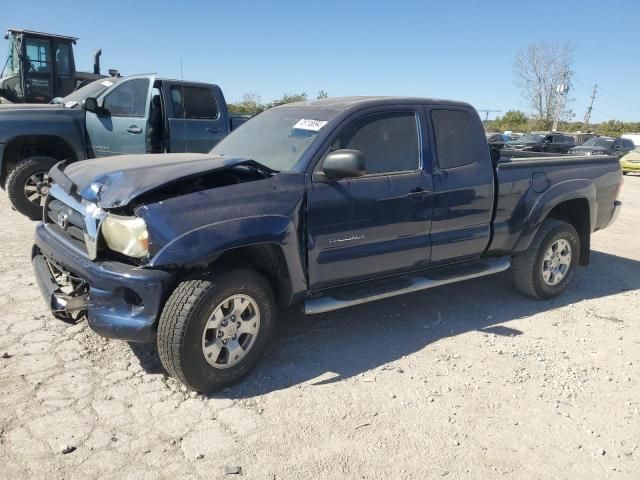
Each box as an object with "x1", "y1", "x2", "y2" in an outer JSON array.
[
  {"x1": 170, "y1": 86, "x2": 219, "y2": 119},
  {"x1": 431, "y1": 109, "x2": 478, "y2": 169}
]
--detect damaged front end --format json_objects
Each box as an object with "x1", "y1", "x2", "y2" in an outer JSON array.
[{"x1": 32, "y1": 249, "x2": 88, "y2": 323}]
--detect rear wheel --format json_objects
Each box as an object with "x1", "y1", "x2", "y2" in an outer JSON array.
[
  {"x1": 5, "y1": 156, "x2": 57, "y2": 220},
  {"x1": 622, "y1": 171, "x2": 628, "y2": 175},
  {"x1": 511, "y1": 219, "x2": 580, "y2": 299},
  {"x1": 157, "y1": 269, "x2": 276, "y2": 392}
]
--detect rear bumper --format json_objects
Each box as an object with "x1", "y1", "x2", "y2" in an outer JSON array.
[
  {"x1": 33, "y1": 223, "x2": 176, "y2": 342},
  {"x1": 605, "y1": 201, "x2": 622, "y2": 228}
]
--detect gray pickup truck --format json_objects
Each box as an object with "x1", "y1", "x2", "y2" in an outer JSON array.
[{"x1": 0, "y1": 74, "x2": 249, "y2": 219}]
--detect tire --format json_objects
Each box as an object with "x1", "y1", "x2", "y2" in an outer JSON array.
[
  {"x1": 157, "y1": 269, "x2": 276, "y2": 392},
  {"x1": 511, "y1": 219, "x2": 580, "y2": 300},
  {"x1": 5, "y1": 156, "x2": 57, "y2": 221},
  {"x1": 622, "y1": 171, "x2": 628, "y2": 175}
]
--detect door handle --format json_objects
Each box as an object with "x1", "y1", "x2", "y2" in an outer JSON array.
[
  {"x1": 407, "y1": 188, "x2": 432, "y2": 200},
  {"x1": 126, "y1": 125, "x2": 143, "y2": 134},
  {"x1": 206, "y1": 127, "x2": 224, "y2": 133}
]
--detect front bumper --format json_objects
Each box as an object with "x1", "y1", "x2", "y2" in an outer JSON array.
[{"x1": 33, "y1": 223, "x2": 176, "y2": 342}]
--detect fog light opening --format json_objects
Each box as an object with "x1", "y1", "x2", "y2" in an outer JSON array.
[{"x1": 123, "y1": 289, "x2": 144, "y2": 312}]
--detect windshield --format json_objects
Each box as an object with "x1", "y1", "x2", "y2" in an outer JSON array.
[
  {"x1": 61, "y1": 78, "x2": 121, "y2": 104},
  {"x1": 210, "y1": 106, "x2": 340, "y2": 171},
  {"x1": 1, "y1": 34, "x2": 20, "y2": 77},
  {"x1": 582, "y1": 137, "x2": 614, "y2": 148},
  {"x1": 518, "y1": 133, "x2": 546, "y2": 143}
]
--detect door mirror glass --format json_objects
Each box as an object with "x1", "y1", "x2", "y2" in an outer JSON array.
[
  {"x1": 84, "y1": 97, "x2": 98, "y2": 113},
  {"x1": 322, "y1": 149, "x2": 366, "y2": 179}
]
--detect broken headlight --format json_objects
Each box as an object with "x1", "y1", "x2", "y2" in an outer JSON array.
[{"x1": 101, "y1": 214, "x2": 149, "y2": 259}]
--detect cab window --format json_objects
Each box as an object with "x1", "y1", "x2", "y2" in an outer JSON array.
[
  {"x1": 331, "y1": 112, "x2": 419, "y2": 174},
  {"x1": 170, "y1": 86, "x2": 219, "y2": 119},
  {"x1": 103, "y1": 78, "x2": 150, "y2": 117},
  {"x1": 432, "y1": 109, "x2": 478, "y2": 169},
  {"x1": 25, "y1": 38, "x2": 50, "y2": 73},
  {"x1": 55, "y1": 43, "x2": 71, "y2": 75}
]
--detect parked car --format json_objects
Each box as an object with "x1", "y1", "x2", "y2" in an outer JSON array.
[
  {"x1": 0, "y1": 74, "x2": 249, "y2": 219},
  {"x1": 620, "y1": 149, "x2": 640, "y2": 175},
  {"x1": 486, "y1": 132, "x2": 512, "y2": 162},
  {"x1": 486, "y1": 132, "x2": 511, "y2": 148},
  {"x1": 569, "y1": 137, "x2": 635, "y2": 157},
  {"x1": 621, "y1": 133, "x2": 640, "y2": 148},
  {"x1": 503, "y1": 132, "x2": 575, "y2": 154},
  {"x1": 32, "y1": 97, "x2": 622, "y2": 392},
  {"x1": 506, "y1": 132, "x2": 524, "y2": 140}
]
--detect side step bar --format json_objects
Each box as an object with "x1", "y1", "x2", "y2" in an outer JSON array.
[{"x1": 304, "y1": 257, "x2": 511, "y2": 315}]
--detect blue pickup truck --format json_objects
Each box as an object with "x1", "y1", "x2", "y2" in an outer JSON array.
[
  {"x1": 32, "y1": 97, "x2": 622, "y2": 392},
  {"x1": 0, "y1": 74, "x2": 248, "y2": 219}
]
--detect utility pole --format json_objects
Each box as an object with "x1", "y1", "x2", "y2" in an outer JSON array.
[
  {"x1": 478, "y1": 109, "x2": 501, "y2": 122},
  {"x1": 583, "y1": 84, "x2": 598, "y2": 131},
  {"x1": 552, "y1": 72, "x2": 570, "y2": 132}
]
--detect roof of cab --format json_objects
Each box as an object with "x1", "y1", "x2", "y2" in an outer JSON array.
[
  {"x1": 6, "y1": 28, "x2": 78, "y2": 42},
  {"x1": 278, "y1": 96, "x2": 474, "y2": 111}
]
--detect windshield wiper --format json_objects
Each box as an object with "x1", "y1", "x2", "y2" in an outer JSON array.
[{"x1": 242, "y1": 160, "x2": 279, "y2": 176}]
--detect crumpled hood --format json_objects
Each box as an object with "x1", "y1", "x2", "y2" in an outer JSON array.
[{"x1": 57, "y1": 153, "x2": 262, "y2": 209}]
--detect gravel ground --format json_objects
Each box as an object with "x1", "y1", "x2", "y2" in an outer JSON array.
[{"x1": 0, "y1": 175, "x2": 639, "y2": 480}]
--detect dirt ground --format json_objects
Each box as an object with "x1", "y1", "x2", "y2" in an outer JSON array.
[{"x1": 0, "y1": 175, "x2": 638, "y2": 480}]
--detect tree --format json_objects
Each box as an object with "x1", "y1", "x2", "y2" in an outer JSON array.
[
  {"x1": 486, "y1": 110, "x2": 528, "y2": 132},
  {"x1": 267, "y1": 92, "x2": 308, "y2": 108},
  {"x1": 514, "y1": 41, "x2": 575, "y2": 128},
  {"x1": 227, "y1": 92, "x2": 264, "y2": 114},
  {"x1": 317, "y1": 90, "x2": 328, "y2": 99}
]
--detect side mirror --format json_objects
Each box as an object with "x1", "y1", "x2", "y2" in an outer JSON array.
[
  {"x1": 321, "y1": 149, "x2": 366, "y2": 180},
  {"x1": 84, "y1": 97, "x2": 99, "y2": 113}
]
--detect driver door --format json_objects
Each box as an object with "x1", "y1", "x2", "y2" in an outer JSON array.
[{"x1": 85, "y1": 75, "x2": 155, "y2": 157}]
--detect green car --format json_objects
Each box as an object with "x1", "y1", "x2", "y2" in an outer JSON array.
[{"x1": 620, "y1": 150, "x2": 640, "y2": 175}]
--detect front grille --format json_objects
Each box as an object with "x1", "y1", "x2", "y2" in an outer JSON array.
[{"x1": 45, "y1": 198, "x2": 88, "y2": 254}]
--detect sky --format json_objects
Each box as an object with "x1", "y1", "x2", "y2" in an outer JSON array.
[{"x1": 2, "y1": 0, "x2": 639, "y2": 123}]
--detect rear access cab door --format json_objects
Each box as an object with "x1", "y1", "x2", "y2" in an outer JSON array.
[
  {"x1": 163, "y1": 82, "x2": 229, "y2": 153},
  {"x1": 425, "y1": 106, "x2": 494, "y2": 264}
]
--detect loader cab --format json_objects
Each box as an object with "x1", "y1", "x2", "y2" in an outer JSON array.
[{"x1": 0, "y1": 29, "x2": 78, "y2": 103}]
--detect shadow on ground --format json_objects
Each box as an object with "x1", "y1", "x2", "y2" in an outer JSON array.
[{"x1": 128, "y1": 250, "x2": 640, "y2": 398}]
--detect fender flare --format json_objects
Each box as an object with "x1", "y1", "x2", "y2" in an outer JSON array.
[
  {"x1": 514, "y1": 179, "x2": 596, "y2": 252},
  {"x1": 147, "y1": 214, "x2": 307, "y2": 293}
]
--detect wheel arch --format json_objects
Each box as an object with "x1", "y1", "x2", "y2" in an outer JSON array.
[
  {"x1": 1, "y1": 135, "x2": 79, "y2": 186},
  {"x1": 146, "y1": 215, "x2": 308, "y2": 306},
  {"x1": 513, "y1": 179, "x2": 596, "y2": 266}
]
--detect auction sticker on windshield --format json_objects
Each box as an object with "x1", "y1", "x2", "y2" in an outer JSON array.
[{"x1": 293, "y1": 119, "x2": 328, "y2": 132}]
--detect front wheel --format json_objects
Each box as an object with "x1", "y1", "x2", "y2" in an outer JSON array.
[
  {"x1": 5, "y1": 156, "x2": 58, "y2": 220},
  {"x1": 511, "y1": 219, "x2": 580, "y2": 299},
  {"x1": 157, "y1": 269, "x2": 276, "y2": 392}
]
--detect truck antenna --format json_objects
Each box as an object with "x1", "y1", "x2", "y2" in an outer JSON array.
[{"x1": 180, "y1": 59, "x2": 188, "y2": 152}]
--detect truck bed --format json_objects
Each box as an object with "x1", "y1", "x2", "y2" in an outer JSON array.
[{"x1": 488, "y1": 154, "x2": 622, "y2": 256}]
